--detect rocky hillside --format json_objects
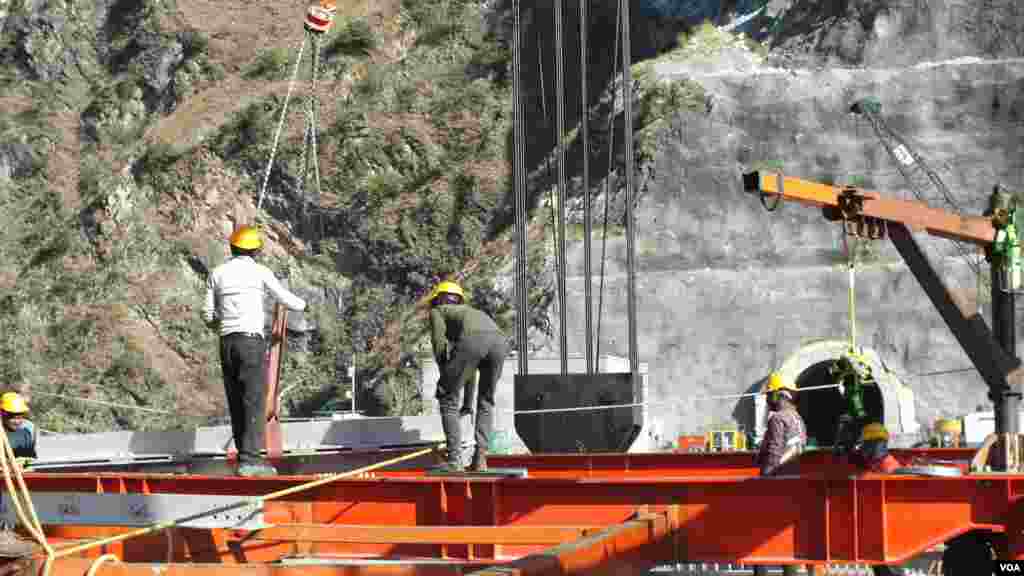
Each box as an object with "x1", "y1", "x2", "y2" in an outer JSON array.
[{"x1": 0, "y1": 0, "x2": 566, "y2": 432}]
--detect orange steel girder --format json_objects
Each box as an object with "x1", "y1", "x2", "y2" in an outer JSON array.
[
  {"x1": 745, "y1": 171, "x2": 996, "y2": 246},
  {"x1": 14, "y1": 461, "x2": 1024, "y2": 568}
]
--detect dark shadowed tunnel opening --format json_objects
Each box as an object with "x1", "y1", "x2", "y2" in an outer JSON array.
[{"x1": 795, "y1": 360, "x2": 884, "y2": 447}]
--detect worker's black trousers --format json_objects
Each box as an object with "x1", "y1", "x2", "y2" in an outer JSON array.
[
  {"x1": 219, "y1": 333, "x2": 268, "y2": 465},
  {"x1": 436, "y1": 331, "x2": 508, "y2": 462}
]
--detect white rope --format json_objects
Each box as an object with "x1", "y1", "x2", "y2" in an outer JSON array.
[
  {"x1": 320, "y1": 383, "x2": 844, "y2": 420},
  {"x1": 31, "y1": 392, "x2": 176, "y2": 415},
  {"x1": 501, "y1": 383, "x2": 842, "y2": 415}
]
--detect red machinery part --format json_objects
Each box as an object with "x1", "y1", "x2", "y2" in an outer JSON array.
[{"x1": 304, "y1": 3, "x2": 335, "y2": 34}]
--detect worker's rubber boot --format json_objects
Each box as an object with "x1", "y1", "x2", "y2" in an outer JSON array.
[{"x1": 431, "y1": 412, "x2": 464, "y2": 473}]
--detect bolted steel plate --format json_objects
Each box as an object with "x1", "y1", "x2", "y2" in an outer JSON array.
[{"x1": 0, "y1": 492, "x2": 265, "y2": 529}]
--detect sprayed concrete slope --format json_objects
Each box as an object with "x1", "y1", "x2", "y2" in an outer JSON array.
[{"x1": 555, "y1": 56, "x2": 1024, "y2": 444}]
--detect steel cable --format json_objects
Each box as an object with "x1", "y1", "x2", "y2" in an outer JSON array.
[
  {"x1": 257, "y1": 32, "x2": 309, "y2": 213},
  {"x1": 580, "y1": 0, "x2": 593, "y2": 375},
  {"x1": 594, "y1": 0, "x2": 622, "y2": 366},
  {"x1": 512, "y1": 0, "x2": 529, "y2": 375},
  {"x1": 554, "y1": 0, "x2": 569, "y2": 375},
  {"x1": 621, "y1": 0, "x2": 638, "y2": 375}
]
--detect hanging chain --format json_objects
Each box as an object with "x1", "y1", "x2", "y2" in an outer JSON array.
[
  {"x1": 301, "y1": 32, "x2": 324, "y2": 253},
  {"x1": 257, "y1": 32, "x2": 309, "y2": 214}
]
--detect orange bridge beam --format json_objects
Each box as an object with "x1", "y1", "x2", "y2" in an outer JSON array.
[{"x1": 466, "y1": 513, "x2": 669, "y2": 576}]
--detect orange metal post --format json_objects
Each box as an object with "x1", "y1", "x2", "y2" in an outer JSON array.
[
  {"x1": 745, "y1": 171, "x2": 996, "y2": 245},
  {"x1": 264, "y1": 303, "x2": 288, "y2": 461}
]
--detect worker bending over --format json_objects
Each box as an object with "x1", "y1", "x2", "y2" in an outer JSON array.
[
  {"x1": 1, "y1": 392, "x2": 35, "y2": 462},
  {"x1": 428, "y1": 281, "x2": 508, "y2": 473},
  {"x1": 204, "y1": 226, "x2": 307, "y2": 477},
  {"x1": 753, "y1": 373, "x2": 807, "y2": 576}
]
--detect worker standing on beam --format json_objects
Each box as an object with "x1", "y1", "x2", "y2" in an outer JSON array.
[
  {"x1": 428, "y1": 281, "x2": 508, "y2": 473},
  {"x1": 753, "y1": 373, "x2": 807, "y2": 576},
  {"x1": 1, "y1": 392, "x2": 35, "y2": 461},
  {"x1": 204, "y1": 226, "x2": 307, "y2": 477}
]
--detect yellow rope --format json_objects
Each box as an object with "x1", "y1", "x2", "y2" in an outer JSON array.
[
  {"x1": 0, "y1": 425, "x2": 56, "y2": 575},
  {"x1": 47, "y1": 444, "x2": 441, "y2": 561},
  {"x1": 85, "y1": 553, "x2": 120, "y2": 576}
]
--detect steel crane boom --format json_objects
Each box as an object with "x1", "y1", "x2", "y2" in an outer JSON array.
[{"x1": 744, "y1": 170, "x2": 1024, "y2": 470}]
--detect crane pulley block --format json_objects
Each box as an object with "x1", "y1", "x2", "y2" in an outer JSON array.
[
  {"x1": 305, "y1": 1, "x2": 337, "y2": 34},
  {"x1": 837, "y1": 188, "x2": 886, "y2": 240}
]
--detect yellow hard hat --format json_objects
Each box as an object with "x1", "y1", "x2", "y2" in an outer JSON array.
[
  {"x1": 935, "y1": 418, "x2": 962, "y2": 435},
  {"x1": 860, "y1": 422, "x2": 889, "y2": 442},
  {"x1": 766, "y1": 372, "x2": 796, "y2": 393},
  {"x1": 1, "y1": 392, "x2": 29, "y2": 415},
  {"x1": 430, "y1": 281, "x2": 465, "y2": 302},
  {"x1": 229, "y1": 226, "x2": 263, "y2": 251}
]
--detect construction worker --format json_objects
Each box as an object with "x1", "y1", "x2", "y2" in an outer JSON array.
[
  {"x1": 851, "y1": 422, "x2": 904, "y2": 473},
  {"x1": 428, "y1": 281, "x2": 508, "y2": 473},
  {"x1": 756, "y1": 373, "x2": 807, "y2": 476},
  {"x1": 203, "y1": 225, "x2": 307, "y2": 477},
  {"x1": 753, "y1": 373, "x2": 807, "y2": 576},
  {"x1": 0, "y1": 392, "x2": 35, "y2": 461}
]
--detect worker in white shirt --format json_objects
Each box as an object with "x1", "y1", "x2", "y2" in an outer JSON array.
[{"x1": 203, "y1": 225, "x2": 307, "y2": 477}]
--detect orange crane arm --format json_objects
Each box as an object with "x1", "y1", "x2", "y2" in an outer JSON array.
[{"x1": 744, "y1": 171, "x2": 996, "y2": 246}]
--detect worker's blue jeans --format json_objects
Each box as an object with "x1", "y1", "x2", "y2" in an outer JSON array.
[{"x1": 219, "y1": 333, "x2": 268, "y2": 465}]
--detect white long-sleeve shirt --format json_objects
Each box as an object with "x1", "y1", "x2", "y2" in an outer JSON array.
[{"x1": 203, "y1": 256, "x2": 307, "y2": 337}]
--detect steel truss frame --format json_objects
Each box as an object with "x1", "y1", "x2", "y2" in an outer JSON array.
[{"x1": 8, "y1": 448, "x2": 1024, "y2": 575}]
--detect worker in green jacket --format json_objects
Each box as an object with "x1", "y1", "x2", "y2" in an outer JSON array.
[{"x1": 429, "y1": 281, "x2": 508, "y2": 473}]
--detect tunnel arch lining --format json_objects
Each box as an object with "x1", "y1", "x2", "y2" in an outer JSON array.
[{"x1": 753, "y1": 340, "x2": 919, "y2": 443}]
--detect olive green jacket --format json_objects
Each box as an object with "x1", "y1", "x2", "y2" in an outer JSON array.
[{"x1": 430, "y1": 304, "x2": 500, "y2": 365}]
